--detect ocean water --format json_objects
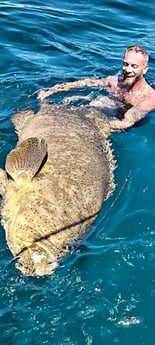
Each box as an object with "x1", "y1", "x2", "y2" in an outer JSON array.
[{"x1": 0, "y1": 0, "x2": 155, "y2": 344}]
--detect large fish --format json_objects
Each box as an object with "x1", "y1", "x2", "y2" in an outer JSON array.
[{"x1": 0, "y1": 103, "x2": 115, "y2": 276}]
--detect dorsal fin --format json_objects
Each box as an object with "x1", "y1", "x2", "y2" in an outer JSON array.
[
  {"x1": 5, "y1": 137, "x2": 47, "y2": 183},
  {"x1": 80, "y1": 105, "x2": 110, "y2": 138},
  {"x1": 12, "y1": 109, "x2": 35, "y2": 134}
]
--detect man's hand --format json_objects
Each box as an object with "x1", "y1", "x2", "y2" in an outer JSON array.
[
  {"x1": 38, "y1": 88, "x2": 51, "y2": 101},
  {"x1": 37, "y1": 83, "x2": 75, "y2": 101}
]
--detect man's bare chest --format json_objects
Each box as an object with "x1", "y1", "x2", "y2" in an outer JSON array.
[{"x1": 111, "y1": 86, "x2": 147, "y2": 106}]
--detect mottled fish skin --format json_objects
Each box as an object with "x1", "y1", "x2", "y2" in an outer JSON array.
[{"x1": 0, "y1": 104, "x2": 116, "y2": 276}]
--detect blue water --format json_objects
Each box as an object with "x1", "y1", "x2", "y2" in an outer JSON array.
[{"x1": 0, "y1": 1, "x2": 155, "y2": 344}]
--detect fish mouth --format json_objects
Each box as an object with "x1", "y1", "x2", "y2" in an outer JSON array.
[
  {"x1": 16, "y1": 251, "x2": 59, "y2": 277},
  {"x1": 32, "y1": 252, "x2": 59, "y2": 276}
]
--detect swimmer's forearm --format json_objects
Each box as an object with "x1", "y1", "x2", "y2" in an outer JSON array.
[
  {"x1": 109, "y1": 118, "x2": 132, "y2": 131},
  {"x1": 38, "y1": 77, "x2": 107, "y2": 101},
  {"x1": 109, "y1": 105, "x2": 147, "y2": 131}
]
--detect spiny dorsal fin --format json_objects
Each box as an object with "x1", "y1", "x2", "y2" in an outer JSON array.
[
  {"x1": 12, "y1": 109, "x2": 35, "y2": 134},
  {"x1": 5, "y1": 137, "x2": 47, "y2": 182},
  {"x1": 80, "y1": 106, "x2": 110, "y2": 138}
]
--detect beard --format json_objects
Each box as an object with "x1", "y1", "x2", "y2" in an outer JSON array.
[{"x1": 123, "y1": 72, "x2": 141, "y2": 88}]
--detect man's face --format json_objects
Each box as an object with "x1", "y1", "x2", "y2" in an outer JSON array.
[{"x1": 122, "y1": 51, "x2": 148, "y2": 88}]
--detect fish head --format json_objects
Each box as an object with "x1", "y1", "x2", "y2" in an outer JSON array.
[{"x1": 15, "y1": 245, "x2": 59, "y2": 277}]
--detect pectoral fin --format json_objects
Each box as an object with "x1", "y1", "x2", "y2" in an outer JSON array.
[{"x1": 5, "y1": 137, "x2": 47, "y2": 182}]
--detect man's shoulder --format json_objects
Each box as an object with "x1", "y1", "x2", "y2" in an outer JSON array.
[
  {"x1": 147, "y1": 93, "x2": 155, "y2": 110},
  {"x1": 140, "y1": 89, "x2": 155, "y2": 111}
]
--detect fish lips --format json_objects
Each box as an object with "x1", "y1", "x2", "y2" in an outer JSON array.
[
  {"x1": 34, "y1": 260, "x2": 59, "y2": 276},
  {"x1": 16, "y1": 252, "x2": 59, "y2": 277}
]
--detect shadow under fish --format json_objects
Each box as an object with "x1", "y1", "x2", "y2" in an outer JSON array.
[{"x1": 0, "y1": 103, "x2": 116, "y2": 276}]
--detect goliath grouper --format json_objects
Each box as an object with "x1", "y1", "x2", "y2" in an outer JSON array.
[{"x1": 0, "y1": 103, "x2": 115, "y2": 276}]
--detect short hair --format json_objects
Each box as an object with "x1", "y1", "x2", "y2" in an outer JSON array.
[{"x1": 125, "y1": 45, "x2": 149, "y2": 64}]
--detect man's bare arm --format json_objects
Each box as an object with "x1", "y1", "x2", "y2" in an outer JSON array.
[
  {"x1": 109, "y1": 105, "x2": 147, "y2": 131},
  {"x1": 38, "y1": 76, "x2": 113, "y2": 101}
]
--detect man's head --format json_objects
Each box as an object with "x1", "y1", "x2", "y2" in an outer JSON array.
[{"x1": 122, "y1": 45, "x2": 149, "y2": 88}]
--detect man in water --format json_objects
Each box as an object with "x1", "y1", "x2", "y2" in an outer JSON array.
[{"x1": 38, "y1": 45, "x2": 155, "y2": 131}]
